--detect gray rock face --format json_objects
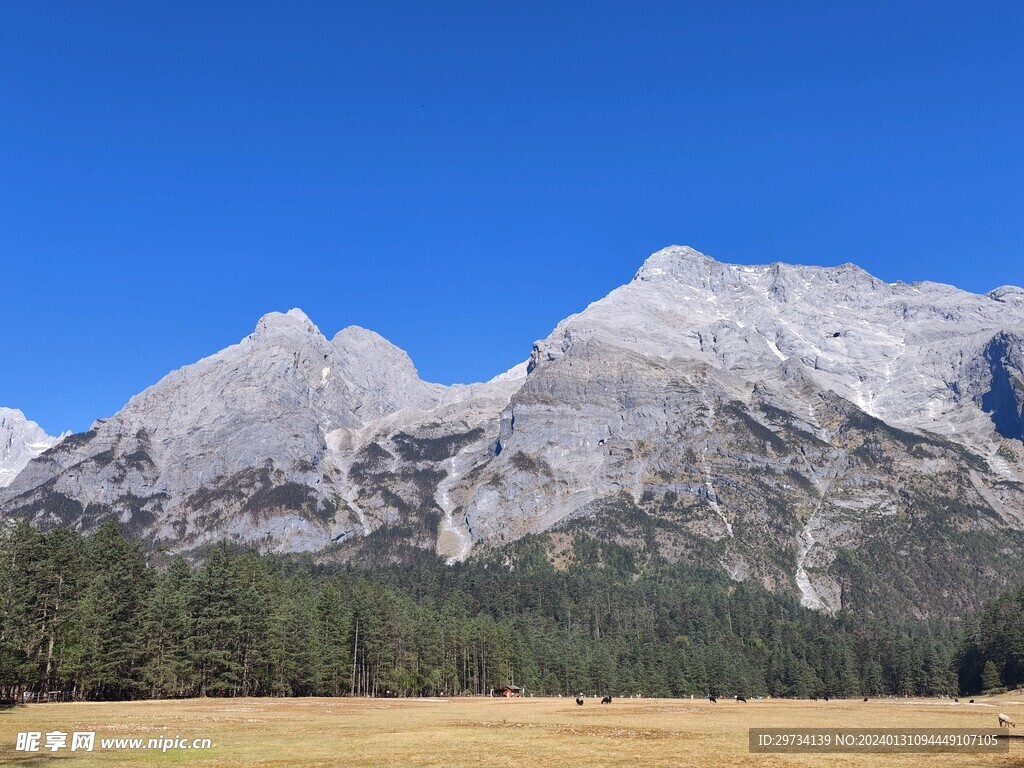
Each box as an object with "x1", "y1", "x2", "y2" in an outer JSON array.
[
  {"x1": 534, "y1": 247, "x2": 1024, "y2": 445},
  {"x1": 976, "y1": 332, "x2": 1024, "y2": 441},
  {"x1": 472, "y1": 247, "x2": 1024, "y2": 614},
  {"x1": 0, "y1": 408, "x2": 64, "y2": 488},
  {"x1": 3, "y1": 247, "x2": 1024, "y2": 617},
  {"x1": 1, "y1": 310, "x2": 458, "y2": 551}
]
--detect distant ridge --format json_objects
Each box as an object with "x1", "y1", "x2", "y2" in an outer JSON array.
[{"x1": 0, "y1": 408, "x2": 64, "y2": 488}]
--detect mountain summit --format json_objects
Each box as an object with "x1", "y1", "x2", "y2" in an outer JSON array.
[
  {"x1": 3, "y1": 247, "x2": 1023, "y2": 617},
  {"x1": 0, "y1": 408, "x2": 64, "y2": 488}
]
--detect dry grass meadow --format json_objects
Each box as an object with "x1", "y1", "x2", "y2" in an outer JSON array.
[{"x1": 1, "y1": 693, "x2": 1023, "y2": 767}]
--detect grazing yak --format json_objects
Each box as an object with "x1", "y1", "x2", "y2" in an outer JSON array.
[
  {"x1": 736, "y1": 695, "x2": 747, "y2": 703},
  {"x1": 601, "y1": 696, "x2": 612, "y2": 704},
  {"x1": 999, "y1": 713, "x2": 1015, "y2": 728},
  {"x1": 575, "y1": 696, "x2": 584, "y2": 706},
  {"x1": 708, "y1": 695, "x2": 717, "y2": 704}
]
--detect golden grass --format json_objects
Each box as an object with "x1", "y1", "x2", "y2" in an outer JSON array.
[{"x1": 1, "y1": 693, "x2": 1022, "y2": 767}]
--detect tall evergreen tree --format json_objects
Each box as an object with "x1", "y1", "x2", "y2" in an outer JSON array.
[
  {"x1": 981, "y1": 660, "x2": 1002, "y2": 691},
  {"x1": 188, "y1": 543, "x2": 243, "y2": 696},
  {"x1": 141, "y1": 557, "x2": 193, "y2": 697},
  {"x1": 63, "y1": 522, "x2": 150, "y2": 699}
]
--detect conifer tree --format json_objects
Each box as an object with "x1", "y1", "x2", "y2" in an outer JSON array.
[
  {"x1": 141, "y1": 557, "x2": 193, "y2": 697},
  {"x1": 981, "y1": 660, "x2": 1002, "y2": 691},
  {"x1": 188, "y1": 542, "x2": 243, "y2": 696},
  {"x1": 64, "y1": 522, "x2": 150, "y2": 699}
]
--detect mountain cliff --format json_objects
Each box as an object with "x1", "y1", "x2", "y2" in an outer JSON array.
[
  {"x1": 0, "y1": 408, "x2": 64, "y2": 488},
  {"x1": 4, "y1": 247, "x2": 1023, "y2": 618}
]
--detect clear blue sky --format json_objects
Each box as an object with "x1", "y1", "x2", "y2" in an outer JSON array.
[{"x1": 3, "y1": 2, "x2": 1023, "y2": 434}]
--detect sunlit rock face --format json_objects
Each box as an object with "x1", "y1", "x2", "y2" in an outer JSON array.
[
  {"x1": 4, "y1": 247, "x2": 1024, "y2": 618},
  {"x1": 0, "y1": 408, "x2": 64, "y2": 488}
]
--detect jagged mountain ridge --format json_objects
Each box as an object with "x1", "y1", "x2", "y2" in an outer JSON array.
[
  {"x1": 3, "y1": 246, "x2": 1024, "y2": 618},
  {"x1": 1, "y1": 309, "x2": 522, "y2": 552},
  {"x1": 0, "y1": 408, "x2": 64, "y2": 488}
]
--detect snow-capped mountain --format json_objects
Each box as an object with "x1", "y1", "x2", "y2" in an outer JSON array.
[
  {"x1": 0, "y1": 408, "x2": 64, "y2": 488},
  {"x1": 3, "y1": 247, "x2": 1023, "y2": 617}
]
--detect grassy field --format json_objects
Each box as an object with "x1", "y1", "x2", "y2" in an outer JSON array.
[{"x1": 1, "y1": 693, "x2": 1022, "y2": 767}]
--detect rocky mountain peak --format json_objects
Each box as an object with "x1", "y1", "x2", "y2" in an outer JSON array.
[
  {"x1": 635, "y1": 246, "x2": 890, "y2": 299},
  {"x1": 3, "y1": 246, "x2": 1024, "y2": 619},
  {"x1": 632, "y1": 245, "x2": 716, "y2": 284},
  {"x1": 532, "y1": 246, "x2": 1024, "y2": 451},
  {"x1": 989, "y1": 285, "x2": 1024, "y2": 304},
  {"x1": 251, "y1": 308, "x2": 322, "y2": 340},
  {"x1": 332, "y1": 325, "x2": 414, "y2": 366},
  {"x1": 0, "y1": 408, "x2": 64, "y2": 488}
]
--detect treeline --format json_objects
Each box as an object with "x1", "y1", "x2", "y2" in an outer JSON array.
[
  {"x1": 0, "y1": 520, "x2": 969, "y2": 701},
  {"x1": 957, "y1": 585, "x2": 1024, "y2": 695}
]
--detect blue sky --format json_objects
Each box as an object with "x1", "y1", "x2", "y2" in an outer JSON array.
[{"x1": 3, "y1": 2, "x2": 1023, "y2": 434}]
